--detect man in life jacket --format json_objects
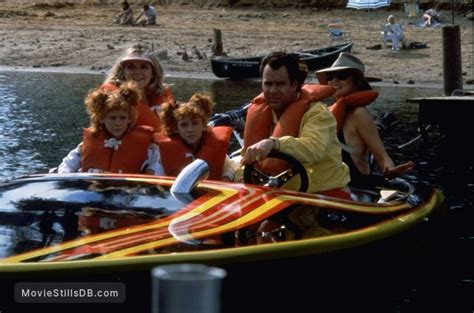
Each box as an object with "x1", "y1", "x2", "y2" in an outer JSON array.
[{"x1": 240, "y1": 51, "x2": 351, "y2": 199}]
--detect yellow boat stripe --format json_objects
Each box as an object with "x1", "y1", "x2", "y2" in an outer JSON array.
[
  {"x1": 95, "y1": 188, "x2": 265, "y2": 252},
  {"x1": 68, "y1": 188, "x2": 273, "y2": 256},
  {"x1": 97, "y1": 197, "x2": 289, "y2": 258},
  {"x1": 277, "y1": 194, "x2": 411, "y2": 213},
  {"x1": 93, "y1": 189, "x2": 419, "y2": 258}
]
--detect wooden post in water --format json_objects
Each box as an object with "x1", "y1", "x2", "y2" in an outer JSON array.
[
  {"x1": 442, "y1": 25, "x2": 463, "y2": 95},
  {"x1": 212, "y1": 29, "x2": 224, "y2": 56}
]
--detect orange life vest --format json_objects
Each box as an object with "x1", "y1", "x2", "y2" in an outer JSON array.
[
  {"x1": 154, "y1": 126, "x2": 232, "y2": 180},
  {"x1": 328, "y1": 90, "x2": 379, "y2": 132},
  {"x1": 100, "y1": 83, "x2": 174, "y2": 131},
  {"x1": 243, "y1": 84, "x2": 335, "y2": 174},
  {"x1": 81, "y1": 126, "x2": 153, "y2": 173}
]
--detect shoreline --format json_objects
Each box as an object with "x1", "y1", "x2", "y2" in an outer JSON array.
[
  {"x1": 2, "y1": 65, "x2": 471, "y2": 91},
  {"x1": 0, "y1": 65, "x2": 217, "y2": 80}
]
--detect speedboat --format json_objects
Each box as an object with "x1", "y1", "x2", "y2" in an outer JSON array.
[{"x1": 0, "y1": 154, "x2": 445, "y2": 274}]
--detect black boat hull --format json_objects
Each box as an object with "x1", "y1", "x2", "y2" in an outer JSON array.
[{"x1": 211, "y1": 42, "x2": 353, "y2": 79}]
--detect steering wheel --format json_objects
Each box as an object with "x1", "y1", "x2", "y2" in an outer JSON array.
[{"x1": 243, "y1": 150, "x2": 309, "y2": 192}]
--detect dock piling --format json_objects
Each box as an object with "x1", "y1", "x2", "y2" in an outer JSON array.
[{"x1": 442, "y1": 25, "x2": 463, "y2": 95}]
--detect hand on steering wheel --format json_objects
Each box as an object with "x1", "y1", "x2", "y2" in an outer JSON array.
[{"x1": 243, "y1": 150, "x2": 309, "y2": 192}]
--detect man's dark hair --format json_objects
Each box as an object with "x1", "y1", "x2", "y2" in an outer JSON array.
[
  {"x1": 259, "y1": 52, "x2": 307, "y2": 92},
  {"x1": 143, "y1": 4, "x2": 149, "y2": 10}
]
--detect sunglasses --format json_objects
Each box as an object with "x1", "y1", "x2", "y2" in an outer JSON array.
[{"x1": 325, "y1": 71, "x2": 351, "y2": 81}]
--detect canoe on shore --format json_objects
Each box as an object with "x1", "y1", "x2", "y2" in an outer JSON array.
[{"x1": 211, "y1": 42, "x2": 353, "y2": 79}]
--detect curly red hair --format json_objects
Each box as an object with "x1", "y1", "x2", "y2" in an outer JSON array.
[
  {"x1": 85, "y1": 81, "x2": 142, "y2": 134},
  {"x1": 160, "y1": 93, "x2": 214, "y2": 137}
]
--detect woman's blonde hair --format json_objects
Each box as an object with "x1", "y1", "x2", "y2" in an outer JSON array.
[
  {"x1": 104, "y1": 44, "x2": 166, "y2": 96},
  {"x1": 160, "y1": 93, "x2": 214, "y2": 137},
  {"x1": 86, "y1": 81, "x2": 141, "y2": 134}
]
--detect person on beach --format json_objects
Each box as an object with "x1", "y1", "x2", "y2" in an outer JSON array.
[
  {"x1": 114, "y1": 1, "x2": 134, "y2": 25},
  {"x1": 383, "y1": 15, "x2": 406, "y2": 51},
  {"x1": 102, "y1": 44, "x2": 174, "y2": 131},
  {"x1": 422, "y1": 5, "x2": 441, "y2": 27},
  {"x1": 57, "y1": 82, "x2": 162, "y2": 174},
  {"x1": 135, "y1": 4, "x2": 157, "y2": 26},
  {"x1": 240, "y1": 51, "x2": 351, "y2": 199},
  {"x1": 152, "y1": 93, "x2": 238, "y2": 181},
  {"x1": 316, "y1": 52, "x2": 414, "y2": 189}
]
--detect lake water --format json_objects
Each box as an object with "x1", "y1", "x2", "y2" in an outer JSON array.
[{"x1": 0, "y1": 70, "x2": 472, "y2": 311}]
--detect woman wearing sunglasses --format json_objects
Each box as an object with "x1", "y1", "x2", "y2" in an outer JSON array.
[{"x1": 316, "y1": 53, "x2": 413, "y2": 189}]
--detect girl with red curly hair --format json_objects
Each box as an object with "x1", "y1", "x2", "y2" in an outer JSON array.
[
  {"x1": 153, "y1": 93, "x2": 238, "y2": 181},
  {"x1": 57, "y1": 82, "x2": 162, "y2": 174}
]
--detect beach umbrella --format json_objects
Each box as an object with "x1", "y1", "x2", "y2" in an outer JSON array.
[{"x1": 346, "y1": 0, "x2": 391, "y2": 47}]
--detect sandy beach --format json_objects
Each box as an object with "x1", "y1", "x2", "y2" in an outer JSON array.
[{"x1": 0, "y1": 3, "x2": 473, "y2": 86}]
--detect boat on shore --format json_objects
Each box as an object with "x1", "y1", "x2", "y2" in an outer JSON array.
[{"x1": 211, "y1": 42, "x2": 353, "y2": 79}]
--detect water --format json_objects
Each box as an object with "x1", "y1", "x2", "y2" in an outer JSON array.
[{"x1": 0, "y1": 70, "x2": 473, "y2": 311}]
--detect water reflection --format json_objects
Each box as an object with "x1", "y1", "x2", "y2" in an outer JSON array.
[{"x1": 0, "y1": 73, "x2": 101, "y2": 178}]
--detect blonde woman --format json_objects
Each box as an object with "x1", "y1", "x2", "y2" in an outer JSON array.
[{"x1": 102, "y1": 44, "x2": 174, "y2": 131}]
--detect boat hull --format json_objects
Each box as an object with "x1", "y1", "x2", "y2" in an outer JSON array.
[{"x1": 0, "y1": 222, "x2": 446, "y2": 313}]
